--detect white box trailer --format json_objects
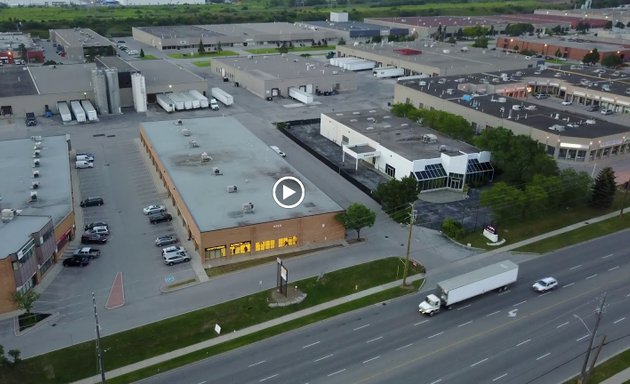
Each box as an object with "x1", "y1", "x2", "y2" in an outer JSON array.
[
  {"x1": 345, "y1": 60, "x2": 375, "y2": 71},
  {"x1": 211, "y1": 87, "x2": 233, "y2": 106},
  {"x1": 331, "y1": 57, "x2": 359, "y2": 68},
  {"x1": 183, "y1": 92, "x2": 200, "y2": 109},
  {"x1": 176, "y1": 92, "x2": 193, "y2": 110},
  {"x1": 70, "y1": 100, "x2": 87, "y2": 122},
  {"x1": 419, "y1": 260, "x2": 519, "y2": 316},
  {"x1": 156, "y1": 94, "x2": 175, "y2": 113},
  {"x1": 373, "y1": 67, "x2": 405, "y2": 79},
  {"x1": 397, "y1": 74, "x2": 430, "y2": 82},
  {"x1": 188, "y1": 90, "x2": 209, "y2": 108},
  {"x1": 288, "y1": 87, "x2": 314, "y2": 104},
  {"x1": 167, "y1": 93, "x2": 186, "y2": 111},
  {"x1": 341, "y1": 58, "x2": 364, "y2": 70},
  {"x1": 57, "y1": 101, "x2": 72, "y2": 122},
  {"x1": 80, "y1": 100, "x2": 98, "y2": 121}
]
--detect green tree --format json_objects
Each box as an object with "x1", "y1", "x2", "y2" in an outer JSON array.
[
  {"x1": 582, "y1": 48, "x2": 600, "y2": 65},
  {"x1": 463, "y1": 26, "x2": 488, "y2": 37},
  {"x1": 371, "y1": 35, "x2": 382, "y2": 43},
  {"x1": 197, "y1": 39, "x2": 205, "y2": 54},
  {"x1": 11, "y1": 290, "x2": 39, "y2": 315},
  {"x1": 277, "y1": 42, "x2": 289, "y2": 54},
  {"x1": 455, "y1": 28, "x2": 464, "y2": 40},
  {"x1": 590, "y1": 167, "x2": 617, "y2": 209},
  {"x1": 615, "y1": 21, "x2": 625, "y2": 29},
  {"x1": 337, "y1": 37, "x2": 346, "y2": 46},
  {"x1": 216, "y1": 41, "x2": 222, "y2": 52},
  {"x1": 139, "y1": 48, "x2": 145, "y2": 58},
  {"x1": 472, "y1": 36, "x2": 488, "y2": 48},
  {"x1": 337, "y1": 203, "x2": 376, "y2": 240},
  {"x1": 18, "y1": 43, "x2": 27, "y2": 61},
  {"x1": 7, "y1": 349, "x2": 21, "y2": 365},
  {"x1": 555, "y1": 48, "x2": 563, "y2": 58},
  {"x1": 522, "y1": 184, "x2": 548, "y2": 219},
  {"x1": 480, "y1": 182, "x2": 525, "y2": 223},
  {"x1": 601, "y1": 54, "x2": 622, "y2": 68},
  {"x1": 447, "y1": 36, "x2": 457, "y2": 44},
  {"x1": 442, "y1": 218, "x2": 465, "y2": 239},
  {"x1": 373, "y1": 176, "x2": 419, "y2": 222},
  {"x1": 576, "y1": 21, "x2": 591, "y2": 34},
  {"x1": 504, "y1": 23, "x2": 534, "y2": 36},
  {"x1": 604, "y1": 20, "x2": 613, "y2": 30}
]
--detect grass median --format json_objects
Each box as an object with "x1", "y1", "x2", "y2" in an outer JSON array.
[
  {"x1": 0, "y1": 257, "x2": 423, "y2": 384},
  {"x1": 564, "y1": 347, "x2": 630, "y2": 384},
  {"x1": 167, "y1": 50, "x2": 238, "y2": 59}
]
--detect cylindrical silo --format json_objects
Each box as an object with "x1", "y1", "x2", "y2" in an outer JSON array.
[
  {"x1": 105, "y1": 68, "x2": 121, "y2": 114},
  {"x1": 91, "y1": 69, "x2": 109, "y2": 115},
  {"x1": 131, "y1": 73, "x2": 147, "y2": 113}
]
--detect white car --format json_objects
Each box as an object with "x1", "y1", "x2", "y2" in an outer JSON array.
[
  {"x1": 143, "y1": 205, "x2": 166, "y2": 215},
  {"x1": 532, "y1": 277, "x2": 558, "y2": 293},
  {"x1": 162, "y1": 245, "x2": 185, "y2": 256},
  {"x1": 127, "y1": 50, "x2": 139, "y2": 55},
  {"x1": 561, "y1": 100, "x2": 572, "y2": 106}
]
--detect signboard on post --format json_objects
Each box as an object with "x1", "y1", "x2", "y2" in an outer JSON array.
[{"x1": 483, "y1": 225, "x2": 499, "y2": 243}]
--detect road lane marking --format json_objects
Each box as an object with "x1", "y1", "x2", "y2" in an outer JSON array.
[
  {"x1": 363, "y1": 356, "x2": 380, "y2": 364},
  {"x1": 470, "y1": 357, "x2": 488, "y2": 367},
  {"x1": 513, "y1": 300, "x2": 527, "y2": 306},
  {"x1": 428, "y1": 332, "x2": 444, "y2": 339},
  {"x1": 430, "y1": 380, "x2": 442, "y2": 384},
  {"x1": 608, "y1": 266, "x2": 620, "y2": 271},
  {"x1": 536, "y1": 353, "x2": 551, "y2": 361},
  {"x1": 539, "y1": 291, "x2": 551, "y2": 297},
  {"x1": 366, "y1": 336, "x2": 383, "y2": 343},
  {"x1": 396, "y1": 343, "x2": 413, "y2": 351},
  {"x1": 563, "y1": 283, "x2": 575, "y2": 288},
  {"x1": 586, "y1": 274, "x2": 598, "y2": 280},
  {"x1": 493, "y1": 373, "x2": 508, "y2": 381},
  {"x1": 557, "y1": 321, "x2": 570, "y2": 329},
  {"x1": 570, "y1": 265, "x2": 582, "y2": 270},
  {"x1": 456, "y1": 304, "x2": 471, "y2": 311},
  {"x1": 516, "y1": 339, "x2": 531, "y2": 347},
  {"x1": 259, "y1": 374, "x2": 278, "y2": 382},
  {"x1": 414, "y1": 320, "x2": 429, "y2": 326},
  {"x1": 314, "y1": 354, "x2": 333, "y2": 362},
  {"x1": 302, "y1": 341, "x2": 320, "y2": 349},
  {"x1": 486, "y1": 311, "x2": 500, "y2": 317},
  {"x1": 248, "y1": 360, "x2": 266, "y2": 367},
  {"x1": 602, "y1": 254, "x2": 613, "y2": 259},
  {"x1": 458, "y1": 320, "x2": 473, "y2": 327},
  {"x1": 354, "y1": 324, "x2": 370, "y2": 331},
  {"x1": 613, "y1": 317, "x2": 626, "y2": 324},
  {"x1": 576, "y1": 335, "x2": 590, "y2": 342},
  {"x1": 328, "y1": 369, "x2": 346, "y2": 377}
]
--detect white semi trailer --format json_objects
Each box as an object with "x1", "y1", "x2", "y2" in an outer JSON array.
[
  {"x1": 373, "y1": 67, "x2": 405, "y2": 79},
  {"x1": 188, "y1": 90, "x2": 209, "y2": 108},
  {"x1": 211, "y1": 87, "x2": 233, "y2": 106},
  {"x1": 80, "y1": 100, "x2": 98, "y2": 121},
  {"x1": 156, "y1": 94, "x2": 175, "y2": 113},
  {"x1": 70, "y1": 100, "x2": 87, "y2": 122},
  {"x1": 418, "y1": 260, "x2": 519, "y2": 316},
  {"x1": 288, "y1": 87, "x2": 314, "y2": 104},
  {"x1": 57, "y1": 102, "x2": 72, "y2": 122},
  {"x1": 167, "y1": 93, "x2": 186, "y2": 111}
]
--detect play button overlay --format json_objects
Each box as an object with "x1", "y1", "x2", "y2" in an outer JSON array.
[{"x1": 273, "y1": 176, "x2": 305, "y2": 209}]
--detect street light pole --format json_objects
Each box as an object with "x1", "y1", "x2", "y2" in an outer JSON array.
[
  {"x1": 579, "y1": 293, "x2": 606, "y2": 384},
  {"x1": 92, "y1": 292, "x2": 106, "y2": 383},
  {"x1": 402, "y1": 203, "x2": 416, "y2": 287}
]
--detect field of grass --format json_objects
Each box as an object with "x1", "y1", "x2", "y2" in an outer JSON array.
[
  {"x1": 245, "y1": 45, "x2": 335, "y2": 54},
  {"x1": 167, "y1": 50, "x2": 238, "y2": 59},
  {"x1": 564, "y1": 347, "x2": 630, "y2": 384},
  {"x1": 140, "y1": 54, "x2": 157, "y2": 60},
  {"x1": 458, "y1": 192, "x2": 629, "y2": 250},
  {"x1": 0, "y1": 257, "x2": 423, "y2": 384},
  {"x1": 192, "y1": 60, "x2": 211, "y2": 67}
]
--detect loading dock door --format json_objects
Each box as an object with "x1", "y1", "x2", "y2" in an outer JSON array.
[{"x1": 0, "y1": 105, "x2": 12, "y2": 116}]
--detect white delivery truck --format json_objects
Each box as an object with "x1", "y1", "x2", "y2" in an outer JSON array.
[
  {"x1": 188, "y1": 90, "x2": 209, "y2": 108},
  {"x1": 211, "y1": 87, "x2": 233, "y2": 106},
  {"x1": 156, "y1": 94, "x2": 175, "y2": 113},
  {"x1": 419, "y1": 260, "x2": 519, "y2": 316},
  {"x1": 373, "y1": 67, "x2": 405, "y2": 79},
  {"x1": 70, "y1": 100, "x2": 87, "y2": 122}
]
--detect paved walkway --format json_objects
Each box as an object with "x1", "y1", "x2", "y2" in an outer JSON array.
[{"x1": 70, "y1": 207, "x2": 630, "y2": 384}]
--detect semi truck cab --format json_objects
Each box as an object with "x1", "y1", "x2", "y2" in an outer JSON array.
[{"x1": 418, "y1": 294, "x2": 441, "y2": 316}]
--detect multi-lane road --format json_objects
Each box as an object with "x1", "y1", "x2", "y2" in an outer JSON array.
[{"x1": 139, "y1": 230, "x2": 630, "y2": 384}]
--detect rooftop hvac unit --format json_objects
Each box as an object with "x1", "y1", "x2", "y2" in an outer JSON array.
[
  {"x1": 33, "y1": 170, "x2": 40, "y2": 178},
  {"x1": 422, "y1": 134, "x2": 438, "y2": 144},
  {"x1": 189, "y1": 140, "x2": 199, "y2": 148},
  {"x1": 227, "y1": 185, "x2": 238, "y2": 193},
  {"x1": 34, "y1": 142, "x2": 42, "y2": 150},
  {"x1": 439, "y1": 145, "x2": 447, "y2": 152},
  {"x1": 32, "y1": 181, "x2": 39, "y2": 189},
  {"x1": 213, "y1": 167, "x2": 223, "y2": 175},
  {"x1": 33, "y1": 150, "x2": 41, "y2": 158},
  {"x1": 33, "y1": 159, "x2": 40, "y2": 167},
  {"x1": 31, "y1": 135, "x2": 42, "y2": 142},
  {"x1": 2, "y1": 209, "x2": 22, "y2": 222},
  {"x1": 201, "y1": 152, "x2": 211, "y2": 162},
  {"x1": 176, "y1": 119, "x2": 183, "y2": 125},
  {"x1": 181, "y1": 128, "x2": 191, "y2": 136},
  {"x1": 30, "y1": 191, "x2": 38, "y2": 201},
  {"x1": 242, "y1": 202, "x2": 254, "y2": 213}
]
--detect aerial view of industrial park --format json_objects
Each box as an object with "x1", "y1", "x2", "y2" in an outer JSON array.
[{"x1": 0, "y1": 0, "x2": 629, "y2": 383}]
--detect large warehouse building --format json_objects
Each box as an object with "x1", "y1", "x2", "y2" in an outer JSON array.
[
  {"x1": 212, "y1": 54, "x2": 357, "y2": 100},
  {"x1": 49, "y1": 28, "x2": 115, "y2": 63},
  {"x1": 394, "y1": 66, "x2": 630, "y2": 163},
  {"x1": 495, "y1": 36, "x2": 630, "y2": 63},
  {"x1": 140, "y1": 116, "x2": 345, "y2": 263},
  {"x1": 0, "y1": 135, "x2": 75, "y2": 314},
  {"x1": 320, "y1": 109, "x2": 493, "y2": 192},
  {"x1": 132, "y1": 23, "x2": 338, "y2": 51}
]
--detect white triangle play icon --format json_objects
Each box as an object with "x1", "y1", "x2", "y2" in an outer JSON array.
[{"x1": 282, "y1": 185, "x2": 296, "y2": 200}]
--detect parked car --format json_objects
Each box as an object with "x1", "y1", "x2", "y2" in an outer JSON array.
[
  {"x1": 76, "y1": 160, "x2": 94, "y2": 169},
  {"x1": 143, "y1": 204, "x2": 166, "y2": 215},
  {"x1": 25, "y1": 112, "x2": 38, "y2": 126},
  {"x1": 149, "y1": 212, "x2": 172, "y2": 224},
  {"x1": 76, "y1": 154, "x2": 94, "y2": 162},
  {"x1": 561, "y1": 100, "x2": 572, "y2": 106},
  {"x1": 63, "y1": 255, "x2": 90, "y2": 267},
  {"x1": 87, "y1": 226, "x2": 109, "y2": 236},
  {"x1": 85, "y1": 221, "x2": 108, "y2": 231},
  {"x1": 81, "y1": 233, "x2": 108, "y2": 244},
  {"x1": 535, "y1": 93, "x2": 549, "y2": 99},
  {"x1": 162, "y1": 245, "x2": 185, "y2": 256},
  {"x1": 127, "y1": 50, "x2": 139, "y2": 55},
  {"x1": 155, "y1": 235, "x2": 178, "y2": 247},
  {"x1": 76, "y1": 152, "x2": 95, "y2": 160},
  {"x1": 587, "y1": 105, "x2": 599, "y2": 112},
  {"x1": 163, "y1": 251, "x2": 191, "y2": 266},
  {"x1": 73, "y1": 247, "x2": 101, "y2": 259},
  {"x1": 532, "y1": 277, "x2": 558, "y2": 292},
  {"x1": 80, "y1": 197, "x2": 104, "y2": 207},
  {"x1": 600, "y1": 109, "x2": 614, "y2": 115}
]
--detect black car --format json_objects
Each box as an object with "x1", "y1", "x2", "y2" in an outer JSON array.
[
  {"x1": 25, "y1": 112, "x2": 38, "y2": 126},
  {"x1": 155, "y1": 235, "x2": 178, "y2": 247},
  {"x1": 80, "y1": 197, "x2": 104, "y2": 207},
  {"x1": 84, "y1": 221, "x2": 109, "y2": 231},
  {"x1": 81, "y1": 233, "x2": 108, "y2": 244},
  {"x1": 149, "y1": 212, "x2": 173, "y2": 224},
  {"x1": 63, "y1": 255, "x2": 90, "y2": 267}
]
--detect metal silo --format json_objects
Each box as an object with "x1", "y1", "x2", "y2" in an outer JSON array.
[
  {"x1": 131, "y1": 73, "x2": 147, "y2": 113},
  {"x1": 91, "y1": 69, "x2": 109, "y2": 115},
  {"x1": 105, "y1": 68, "x2": 121, "y2": 114}
]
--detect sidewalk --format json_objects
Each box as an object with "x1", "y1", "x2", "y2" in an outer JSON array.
[{"x1": 601, "y1": 369, "x2": 630, "y2": 384}]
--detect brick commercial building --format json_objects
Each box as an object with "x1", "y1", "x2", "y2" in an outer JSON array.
[{"x1": 495, "y1": 36, "x2": 629, "y2": 63}]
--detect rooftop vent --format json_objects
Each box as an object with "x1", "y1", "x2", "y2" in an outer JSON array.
[
  {"x1": 242, "y1": 202, "x2": 254, "y2": 213},
  {"x1": 176, "y1": 119, "x2": 183, "y2": 125},
  {"x1": 31, "y1": 136, "x2": 42, "y2": 142},
  {"x1": 213, "y1": 167, "x2": 223, "y2": 176},
  {"x1": 32, "y1": 181, "x2": 39, "y2": 190},
  {"x1": 34, "y1": 142, "x2": 42, "y2": 150},
  {"x1": 181, "y1": 128, "x2": 191, "y2": 136},
  {"x1": 227, "y1": 185, "x2": 238, "y2": 193},
  {"x1": 33, "y1": 159, "x2": 40, "y2": 167},
  {"x1": 189, "y1": 140, "x2": 199, "y2": 148},
  {"x1": 33, "y1": 170, "x2": 40, "y2": 178},
  {"x1": 30, "y1": 191, "x2": 38, "y2": 201},
  {"x1": 352, "y1": 111, "x2": 360, "y2": 115},
  {"x1": 201, "y1": 152, "x2": 211, "y2": 162}
]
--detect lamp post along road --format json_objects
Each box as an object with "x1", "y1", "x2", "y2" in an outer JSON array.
[{"x1": 92, "y1": 292, "x2": 106, "y2": 383}]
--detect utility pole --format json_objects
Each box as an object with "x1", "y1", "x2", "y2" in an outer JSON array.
[
  {"x1": 621, "y1": 179, "x2": 629, "y2": 216},
  {"x1": 579, "y1": 293, "x2": 606, "y2": 384},
  {"x1": 402, "y1": 203, "x2": 416, "y2": 287},
  {"x1": 92, "y1": 292, "x2": 106, "y2": 383}
]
